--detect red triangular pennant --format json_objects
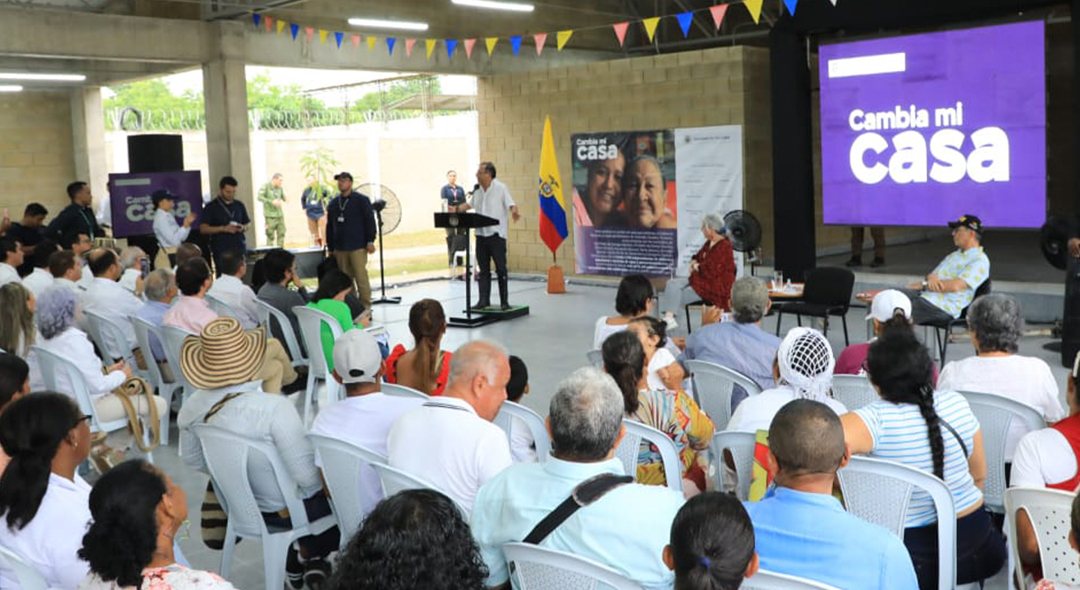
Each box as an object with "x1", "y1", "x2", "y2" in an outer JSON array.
[
  {"x1": 613, "y1": 22, "x2": 630, "y2": 46},
  {"x1": 709, "y1": 4, "x2": 729, "y2": 29},
  {"x1": 533, "y1": 33, "x2": 548, "y2": 56},
  {"x1": 405, "y1": 38, "x2": 417, "y2": 56},
  {"x1": 464, "y1": 38, "x2": 477, "y2": 59},
  {"x1": 351, "y1": 34, "x2": 360, "y2": 48}
]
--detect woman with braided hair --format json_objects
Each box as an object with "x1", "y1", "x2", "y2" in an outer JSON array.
[
  {"x1": 384, "y1": 299, "x2": 452, "y2": 396},
  {"x1": 841, "y1": 328, "x2": 1006, "y2": 589}
]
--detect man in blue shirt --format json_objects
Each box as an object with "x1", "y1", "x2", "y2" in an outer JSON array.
[
  {"x1": 441, "y1": 169, "x2": 468, "y2": 265},
  {"x1": 325, "y1": 172, "x2": 377, "y2": 310},
  {"x1": 744, "y1": 399, "x2": 918, "y2": 590},
  {"x1": 199, "y1": 176, "x2": 250, "y2": 268},
  {"x1": 471, "y1": 366, "x2": 685, "y2": 590}
]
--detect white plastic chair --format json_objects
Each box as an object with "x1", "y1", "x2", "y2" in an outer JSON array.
[
  {"x1": 710, "y1": 430, "x2": 757, "y2": 500},
  {"x1": 192, "y1": 424, "x2": 338, "y2": 590},
  {"x1": 254, "y1": 298, "x2": 307, "y2": 369},
  {"x1": 131, "y1": 316, "x2": 178, "y2": 444},
  {"x1": 586, "y1": 349, "x2": 603, "y2": 367},
  {"x1": 614, "y1": 419, "x2": 682, "y2": 493},
  {"x1": 502, "y1": 542, "x2": 645, "y2": 590},
  {"x1": 830, "y1": 374, "x2": 878, "y2": 411},
  {"x1": 369, "y1": 461, "x2": 442, "y2": 498},
  {"x1": 381, "y1": 382, "x2": 430, "y2": 400},
  {"x1": 493, "y1": 400, "x2": 552, "y2": 462},
  {"x1": 684, "y1": 359, "x2": 762, "y2": 431},
  {"x1": 32, "y1": 345, "x2": 130, "y2": 438},
  {"x1": 959, "y1": 390, "x2": 1047, "y2": 513},
  {"x1": 205, "y1": 292, "x2": 240, "y2": 320},
  {"x1": 293, "y1": 305, "x2": 345, "y2": 425},
  {"x1": 837, "y1": 456, "x2": 956, "y2": 590},
  {"x1": 307, "y1": 433, "x2": 388, "y2": 545},
  {"x1": 1005, "y1": 487, "x2": 1080, "y2": 590},
  {"x1": 0, "y1": 544, "x2": 48, "y2": 590},
  {"x1": 84, "y1": 310, "x2": 144, "y2": 377},
  {"x1": 743, "y1": 570, "x2": 842, "y2": 590},
  {"x1": 160, "y1": 325, "x2": 198, "y2": 404}
]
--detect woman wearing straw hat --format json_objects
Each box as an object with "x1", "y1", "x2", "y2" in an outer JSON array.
[{"x1": 176, "y1": 316, "x2": 340, "y2": 584}]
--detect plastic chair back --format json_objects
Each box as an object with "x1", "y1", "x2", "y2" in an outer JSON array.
[
  {"x1": 206, "y1": 292, "x2": 239, "y2": 321},
  {"x1": 685, "y1": 359, "x2": 762, "y2": 430},
  {"x1": 31, "y1": 345, "x2": 128, "y2": 436},
  {"x1": 161, "y1": 325, "x2": 198, "y2": 395},
  {"x1": 381, "y1": 382, "x2": 430, "y2": 400},
  {"x1": 369, "y1": 462, "x2": 442, "y2": 498},
  {"x1": 586, "y1": 349, "x2": 603, "y2": 367},
  {"x1": 130, "y1": 315, "x2": 179, "y2": 446},
  {"x1": 837, "y1": 456, "x2": 956, "y2": 590},
  {"x1": 830, "y1": 374, "x2": 878, "y2": 412},
  {"x1": 493, "y1": 400, "x2": 552, "y2": 462},
  {"x1": 614, "y1": 419, "x2": 682, "y2": 493},
  {"x1": 254, "y1": 298, "x2": 307, "y2": 368},
  {"x1": 307, "y1": 433, "x2": 387, "y2": 540},
  {"x1": 802, "y1": 267, "x2": 855, "y2": 308},
  {"x1": 743, "y1": 570, "x2": 842, "y2": 590},
  {"x1": 502, "y1": 542, "x2": 646, "y2": 590},
  {"x1": 0, "y1": 544, "x2": 48, "y2": 590},
  {"x1": 84, "y1": 309, "x2": 140, "y2": 368},
  {"x1": 711, "y1": 430, "x2": 756, "y2": 500},
  {"x1": 959, "y1": 390, "x2": 1046, "y2": 513},
  {"x1": 292, "y1": 305, "x2": 345, "y2": 424},
  {"x1": 1005, "y1": 487, "x2": 1080, "y2": 590}
]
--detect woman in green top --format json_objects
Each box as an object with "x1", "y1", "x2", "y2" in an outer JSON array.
[{"x1": 307, "y1": 269, "x2": 363, "y2": 371}]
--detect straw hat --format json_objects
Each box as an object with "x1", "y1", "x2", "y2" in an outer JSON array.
[{"x1": 180, "y1": 317, "x2": 267, "y2": 390}]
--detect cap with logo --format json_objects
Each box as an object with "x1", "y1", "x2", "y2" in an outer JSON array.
[
  {"x1": 333, "y1": 171, "x2": 353, "y2": 181},
  {"x1": 332, "y1": 330, "x2": 382, "y2": 384},
  {"x1": 867, "y1": 289, "x2": 912, "y2": 322},
  {"x1": 948, "y1": 214, "x2": 983, "y2": 234}
]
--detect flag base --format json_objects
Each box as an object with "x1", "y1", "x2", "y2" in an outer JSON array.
[{"x1": 547, "y1": 265, "x2": 566, "y2": 294}]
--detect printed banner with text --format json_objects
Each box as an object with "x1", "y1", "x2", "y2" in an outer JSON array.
[{"x1": 107, "y1": 171, "x2": 204, "y2": 239}]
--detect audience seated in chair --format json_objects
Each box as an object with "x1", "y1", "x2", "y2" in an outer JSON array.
[
  {"x1": 176, "y1": 317, "x2": 339, "y2": 581},
  {"x1": 172, "y1": 242, "x2": 202, "y2": 273},
  {"x1": 207, "y1": 249, "x2": 260, "y2": 329},
  {"x1": 595, "y1": 274, "x2": 682, "y2": 356},
  {"x1": 330, "y1": 489, "x2": 488, "y2": 590},
  {"x1": 0, "y1": 392, "x2": 93, "y2": 589},
  {"x1": 603, "y1": 331, "x2": 713, "y2": 494},
  {"x1": 136, "y1": 269, "x2": 176, "y2": 376},
  {"x1": 21, "y1": 239, "x2": 58, "y2": 298},
  {"x1": 0, "y1": 353, "x2": 30, "y2": 477},
  {"x1": 388, "y1": 340, "x2": 512, "y2": 517},
  {"x1": 677, "y1": 277, "x2": 781, "y2": 408},
  {"x1": 505, "y1": 354, "x2": 537, "y2": 463},
  {"x1": 1031, "y1": 491, "x2": 1080, "y2": 590},
  {"x1": 0, "y1": 237, "x2": 23, "y2": 287},
  {"x1": 835, "y1": 290, "x2": 938, "y2": 384},
  {"x1": 1012, "y1": 352, "x2": 1080, "y2": 583},
  {"x1": 257, "y1": 248, "x2": 310, "y2": 358},
  {"x1": 899, "y1": 214, "x2": 990, "y2": 324},
  {"x1": 937, "y1": 293, "x2": 1064, "y2": 461},
  {"x1": 0, "y1": 282, "x2": 36, "y2": 357},
  {"x1": 307, "y1": 269, "x2": 365, "y2": 373},
  {"x1": 472, "y1": 365, "x2": 685, "y2": 590},
  {"x1": 841, "y1": 329, "x2": 1005, "y2": 589},
  {"x1": 116, "y1": 246, "x2": 147, "y2": 296},
  {"x1": 78, "y1": 459, "x2": 236, "y2": 590},
  {"x1": 665, "y1": 491, "x2": 758, "y2": 590},
  {"x1": 310, "y1": 329, "x2": 424, "y2": 515},
  {"x1": 48, "y1": 249, "x2": 84, "y2": 295},
  {"x1": 745, "y1": 399, "x2": 918, "y2": 590},
  {"x1": 727, "y1": 328, "x2": 846, "y2": 434},
  {"x1": 81, "y1": 247, "x2": 144, "y2": 354},
  {"x1": 384, "y1": 298, "x2": 452, "y2": 396},
  {"x1": 657, "y1": 212, "x2": 737, "y2": 329},
  {"x1": 628, "y1": 316, "x2": 683, "y2": 392}
]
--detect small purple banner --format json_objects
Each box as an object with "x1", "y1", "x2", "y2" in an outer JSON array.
[
  {"x1": 107, "y1": 171, "x2": 203, "y2": 238},
  {"x1": 819, "y1": 21, "x2": 1046, "y2": 228}
]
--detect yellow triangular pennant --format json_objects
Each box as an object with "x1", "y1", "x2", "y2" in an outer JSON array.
[
  {"x1": 744, "y1": 0, "x2": 764, "y2": 24},
  {"x1": 367, "y1": 35, "x2": 377, "y2": 50},
  {"x1": 485, "y1": 37, "x2": 499, "y2": 55},
  {"x1": 276, "y1": 20, "x2": 285, "y2": 35},
  {"x1": 318, "y1": 29, "x2": 328, "y2": 44},
  {"x1": 425, "y1": 39, "x2": 437, "y2": 59},
  {"x1": 556, "y1": 30, "x2": 573, "y2": 51},
  {"x1": 642, "y1": 17, "x2": 660, "y2": 42}
]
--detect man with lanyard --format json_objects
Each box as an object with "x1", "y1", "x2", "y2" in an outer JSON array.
[
  {"x1": 47, "y1": 181, "x2": 102, "y2": 247},
  {"x1": 460, "y1": 161, "x2": 519, "y2": 310},
  {"x1": 441, "y1": 170, "x2": 467, "y2": 266},
  {"x1": 258, "y1": 173, "x2": 287, "y2": 248},
  {"x1": 325, "y1": 172, "x2": 377, "y2": 311},
  {"x1": 199, "y1": 176, "x2": 250, "y2": 268}
]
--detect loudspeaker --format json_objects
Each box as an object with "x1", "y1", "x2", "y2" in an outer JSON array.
[
  {"x1": 127, "y1": 134, "x2": 183, "y2": 173},
  {"x1": 1063, "y1": 259, "x2": 1080, "y2": 367}
]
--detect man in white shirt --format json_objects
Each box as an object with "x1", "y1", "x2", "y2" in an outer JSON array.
[
  {"x1": 0, "y1": 237, "x2": 23, "y2": 287},
  {"x1": 48, "y1": 249, "x2": 83, "y2": 293},
  {"x1": 387, "y1": 339, "x2": 513, "y2": 517},
  {"x1": 81, "y1": 248, "x2": 144, "y2": 355},
  {"x1": 117, "y1": 246, "x2": 147, "y2": 296},
  {"x1": 311, "y1": 329, "x2": 424, "y2": 515},
  {"x1": 207, "y1": 249, "x2": 260, "y2": 329},
  {"x1": 151, "y1": 189, "x2": 195, "y2": 270},
  {"x1": 21, "y1": 239, "x2": 59, "y2": 298},
  {"x1": 460, "y1": 161, "x2": 520, "y2": 310}
]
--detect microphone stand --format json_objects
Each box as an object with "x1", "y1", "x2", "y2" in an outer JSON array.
[{"x1": 371, "y1": 201, "x2": 401, "y2": 305}]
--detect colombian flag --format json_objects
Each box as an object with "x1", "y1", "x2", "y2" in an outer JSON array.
[{"x1": 538, "y1": 116, "x2": 568, "y2": 258}]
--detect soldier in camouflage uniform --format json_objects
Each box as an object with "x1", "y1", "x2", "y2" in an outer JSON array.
[{"x1": 259, "y1": 173, "x2": 287, "y2": 247}]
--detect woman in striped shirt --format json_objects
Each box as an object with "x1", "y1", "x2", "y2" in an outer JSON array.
[{"x1": 840, "y1": 328, "x2": 1006, "y2": 590}]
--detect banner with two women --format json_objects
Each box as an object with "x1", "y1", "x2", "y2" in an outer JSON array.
[{"x1": 571, "y1": 125, "x2": 743, "y2": 278}]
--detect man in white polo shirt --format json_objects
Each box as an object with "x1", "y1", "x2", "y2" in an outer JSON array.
[
  {"x1": 460, "y1": 161, "x2": 520, "y2": 310},
  {"x1": 311, "y1": 329, "x2": 424, "y2": 515},
  {"x1": 387, "y1": 339, "x2": 513, "y2": 517}
]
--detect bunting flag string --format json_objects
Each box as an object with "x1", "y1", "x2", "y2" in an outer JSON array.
[
  {"x1": 676, "y1": 12, "x2": 693, "y2": 37},
  {"x1": 425, "y1": 39, "x2": 437, "y2": 59},
  {"x1": 642, "y1": 17, "x2": 660, "y2": 42},
  {"x1": 556, "y1": 30, "x2": 573, "y2": 51},
  {"x1": 264, "y1": 16, "x2": 273, "y2": 32},
  {"x1": 304, "y1": 27, "x2": 313, "y2": 42},
  {"x1": 534, "y1": 33, "x2": 547, "y2": 56},
  {"x1": 334, "y1": 31, "x2": 343, "y2": 48},
  {"x1": 464, "y1": 38, "x2": 477, "y2": 59},
  {"x1": 709, "y1": 4, "x2": 729, "y2": 29},
  {"x1": 446, "y1": 38, "x2": 458, "y2": 58},
  {"x1": 744, "y1": 0, "x2": 763, "y2": 24},
  {"x1": 318, "y1": 29, "x2": 328, "y2": 44},
  {"x1": 613, "y1": 22, "x2": 629, "y2": 47},
  {"x1": 405, "y1": 38, "x2": 417, "y2": 57},
  {"x1": 783, "y1": 0, "x2": 798, "y2": 15},
  {"x1": 351, "y1": 34, "x2": 360, "y2": 48},
  {"x1": 366, "y1": 35, "x2": 377, "y2": 50},
  {"x1": 485, "y1": 37, "x2": 499, "y2": 55},
  {"x1": 276, "y1": 20, "x2": 286, "y2": 35},
  {"x1": 252, "y1": 13, "x2": 260, "y2": 27},
  {"x1": 387, "y1": 37, "x2": 397, "y2": 55},
  {"x1": 510, "y1": 35, "x2": 522, "y2": 56}
]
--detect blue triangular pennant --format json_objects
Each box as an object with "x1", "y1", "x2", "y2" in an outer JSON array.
[
  {"x1": 290, "y1": 23, "x2": 300, "y2": 40},
  {"x1": 252, "y1": 13, "x2": 261, "y2": 27},
  {"x1": 783, "y1": 0, "x2": 798, "y2": 15},
  {"x1": 446, "y1": 38, "x2": 458, "y2": 58},
  {"x1": 334, "y1": 32, "x2": 344, "y2": 48},
  {"x1": 676, "y1": 12, "x2": 693, "y2": 37},
  {"x1": 387, "y1": 37, "x2": 397, "y2": 55},
  {"x1": 510, "y1": 35, "x2": 522, "y2": 56}
]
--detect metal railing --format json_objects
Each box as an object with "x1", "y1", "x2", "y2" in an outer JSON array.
[{"x1": 106, "y1": 105, "x2": 467, "y2": 132}]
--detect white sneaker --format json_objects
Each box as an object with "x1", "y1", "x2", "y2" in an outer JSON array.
[{"x1": 663, "y1": 311, "x2": 678, "y2": 331}]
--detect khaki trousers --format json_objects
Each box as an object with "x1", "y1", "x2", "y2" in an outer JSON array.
[
  {"x1": 94, "y1": 392, "x2": 169, "y2": 450},
  {"x1": 334, "y1": 249, "x2": 372, "y2": 310},
  {"x1": 255, "y1": 338, "x2": 299, "y2": 393}
]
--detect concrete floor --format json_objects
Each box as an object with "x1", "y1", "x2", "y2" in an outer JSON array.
[{"x1": 154, "y1": 276, "x2": 1064, "y2": 589}]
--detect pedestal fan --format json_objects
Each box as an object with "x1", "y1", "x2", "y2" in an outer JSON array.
[{"x1": 357, "y1": 183, "x2": 402, "y2": 305}]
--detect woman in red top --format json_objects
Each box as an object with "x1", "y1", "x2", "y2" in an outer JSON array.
[
  {"x1": 659, "y1": 212, "x2": 736, "y2": 328},
  {"x1": 384, "y1": 299, "x2": 452, "y2": 396}
]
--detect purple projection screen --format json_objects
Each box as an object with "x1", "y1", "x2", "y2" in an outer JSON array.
[{"x1": 819, "y1": 21, "x2": 1046, "y2": 228}]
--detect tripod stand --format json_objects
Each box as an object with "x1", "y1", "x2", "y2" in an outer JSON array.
[{"x1": 371, "y1": 204, "x2": 401, "y2": 305}]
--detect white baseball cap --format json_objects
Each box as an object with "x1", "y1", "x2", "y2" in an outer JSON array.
[
  {"x1": 332, "y1": 330, "x2": 383, "y2": 384},
  {"x1": 867, "y1": 289, "x2": 912, "y2": 322}
]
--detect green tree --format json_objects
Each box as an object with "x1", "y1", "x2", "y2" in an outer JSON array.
[
  {"x1": 299, "y1": 145, "x2": 339, "y2": 206},
  {"x1": 348, "y1": 77, "x2": 442, "y2": 114}
]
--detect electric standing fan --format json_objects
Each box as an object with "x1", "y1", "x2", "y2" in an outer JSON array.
[
  {"x1": 723, "y1": 210, "x2": 763, "y2": 275},
  {"x1": 357, "y1": 183, "x2": 402, "y2": 305}
]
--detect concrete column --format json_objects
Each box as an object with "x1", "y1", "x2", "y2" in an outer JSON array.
[
  {"x1": 202, "y1": 59, "x2": 254, "y2": 245},
  {"x1": 70, "y1": 86, "x2": 108, "y2": 208}
]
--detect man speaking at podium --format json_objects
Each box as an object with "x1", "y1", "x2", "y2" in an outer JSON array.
[{"x1": 460, "y1": 161, "x2": 520, "y2": 310}]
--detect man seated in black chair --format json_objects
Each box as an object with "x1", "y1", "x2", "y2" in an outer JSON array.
[{"x1": 901, "y1": 214, "x2": 990, "y2": 324}]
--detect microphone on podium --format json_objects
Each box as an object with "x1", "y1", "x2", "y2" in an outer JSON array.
[{"x1": 467, "y1": 183, "x2": 480, "y2": 197}]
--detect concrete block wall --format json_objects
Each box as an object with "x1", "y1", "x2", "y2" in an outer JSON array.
[
  {"x1": 0, "y1": 93, "x2": 77, "y2": 217},
  {"x1": 477, "y1": 46, "x2": 773, "y2": 277}
]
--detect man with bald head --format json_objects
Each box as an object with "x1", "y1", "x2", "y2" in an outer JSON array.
[
  {"x1": 744, "y1": 399, "x2": 917, "y2": 590},
  {"x1": 386, "y1": 339, "x2": 513, "y2": 516}
]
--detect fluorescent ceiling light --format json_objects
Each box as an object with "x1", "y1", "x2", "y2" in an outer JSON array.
[
  {"x1": 348, "y1": 18, "x2": 429, "y2": 31},
  {"x1": 452, "y1": 0, "x2": 534, "y2": 12},
  {"x1": 0, "y1": 85, "x2": 23, "y2": 93},
  {"x1": 0, "y1": 73, "x2": 86, "y2": 82}
]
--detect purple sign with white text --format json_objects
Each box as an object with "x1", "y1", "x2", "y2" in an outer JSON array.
[
  {"x1": 819, "y1": 21, "x2": 1046, "y2": 228},
  {"x1": 107, "y1": 171, "x2": 203, "y2": 238}
]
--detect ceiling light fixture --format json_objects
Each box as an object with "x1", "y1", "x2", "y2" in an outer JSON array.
[
  {"x1": 452, "y1": 0, "x2": 535, "y2": 12},
  {"x1": 348, "y1": 18, "x2": 429, "y2": 31},
  {"x1": 0, "y1": 73, "x2": 86, "y2": 82},
  {"x1": 0, "y1": 85, "x2": 23, "y2": 93}
]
